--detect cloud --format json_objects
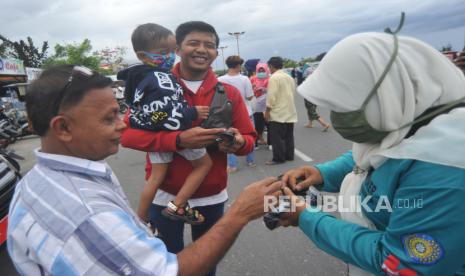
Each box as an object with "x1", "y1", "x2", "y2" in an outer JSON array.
[{"x1": 2, "y1": 0, "x2": 464, "y2": 68}]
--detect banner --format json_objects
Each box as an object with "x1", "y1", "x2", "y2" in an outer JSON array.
[
  {"x1": 26, "y1": 67, "x2": 43, "y2": 81},
  {"x1": 0, "y1": 58, "x2": 26, "y2": 76}
]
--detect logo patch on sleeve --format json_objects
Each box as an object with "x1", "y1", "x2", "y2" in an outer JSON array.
[{"x1": 402, "y1": 233, "x2": 443, "y2": 265}]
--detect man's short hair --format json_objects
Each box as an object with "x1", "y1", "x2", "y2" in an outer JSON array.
[
  {"x1": 267, "y1": 57, "x2": 283, "y2": 69},
  {"x1": 131, "y1": 23, "x2": 173, "y2": 52},
  {"x1": 175, "y1": 21, "x2": 219, "y2": 48},
  {"x1": 225, "y1": 56, "x2": 244, "y2": 69},
  {"x1": 26, "y1": 65, "x2": 112, "y2": 136}
]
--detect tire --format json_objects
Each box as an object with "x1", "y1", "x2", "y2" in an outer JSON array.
[{"x1": 119, "y1": 102, "x2": 128, "y2": 114}]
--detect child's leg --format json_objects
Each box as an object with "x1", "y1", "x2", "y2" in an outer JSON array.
[
  {"x1": 173, "y1": 153, "x2": 212, "y2": 207},
  {"x1": 137, "y1": 152, "x2": 172, "y2": 222},
  {"x1": 137, "y1": 164, "x2": 168, "y2": 221}
]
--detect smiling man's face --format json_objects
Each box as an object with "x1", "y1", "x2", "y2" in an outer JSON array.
[{"x1": 176, "y1": 31, "x2": 218, "y2": 80}]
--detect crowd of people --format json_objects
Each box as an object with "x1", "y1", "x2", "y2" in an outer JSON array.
[{"x1": 7, "y1": 16, "x2": 465, "y2": 276}]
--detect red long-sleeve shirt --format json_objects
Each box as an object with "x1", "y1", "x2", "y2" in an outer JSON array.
[{"x1": 121, "y1": 64, "x2": 257, "y2": 198}]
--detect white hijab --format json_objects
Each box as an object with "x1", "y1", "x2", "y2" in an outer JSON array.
[{"x1": 298, "y1": 32, "x2": 465, "y2": 275}]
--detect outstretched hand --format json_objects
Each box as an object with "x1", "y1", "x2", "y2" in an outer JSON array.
[{"x1": 229, "y1": 177, "x2": 283, "y2": 224}]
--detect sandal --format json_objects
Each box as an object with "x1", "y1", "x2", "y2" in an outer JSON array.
[{"x1": 162, "y1": 201, "x2": 205, "y2": 225}]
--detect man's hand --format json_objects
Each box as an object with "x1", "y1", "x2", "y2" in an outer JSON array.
[
  {"x1": 264, "y1": 110, "x2": 270, "y2": 122},
  {"x1": 228, "y1": 177, "x2": 283, "y2": 225},
  {"x1": 282, "y1": 166, "x2": 323, "y2": 191},
  {"x1": 177, "y1": 177, "x2": 282, "y2": 276},
  {"x1": 195, "y1": 106, "x2": 210, "y2": 120},
  {"x1": 279, "y1": 187, "x2": 308, "y2": 227},
  {"x1": 178, "y1": 127, "x2": 225, "y2": 149},
  {"x1": 218, "y1": 127, "x2": 245, "y2": 154}
]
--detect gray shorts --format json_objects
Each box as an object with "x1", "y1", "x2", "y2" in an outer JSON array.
[{"x1": 149, "y1": 148, "x2": 207, "y2": 163}]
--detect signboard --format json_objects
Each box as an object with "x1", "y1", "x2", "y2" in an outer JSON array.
[
  {"x1": 26, "y1": 67, "x2": 43, "y2": 81},
  {"x1": 0, "y1": 58, "x2": 26, "y2": 76}
]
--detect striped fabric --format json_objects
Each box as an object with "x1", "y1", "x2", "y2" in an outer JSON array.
[{"x1": 7, "y1": 150, "x2": 178, "y2": 275}]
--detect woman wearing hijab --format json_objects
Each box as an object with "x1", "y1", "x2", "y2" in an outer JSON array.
[
  {"x1": 250, "y1": 63, "x2": 270, "y2": 146},
  {"x1": 278, "y1": 30, "x2": 465, "y2": 275}
]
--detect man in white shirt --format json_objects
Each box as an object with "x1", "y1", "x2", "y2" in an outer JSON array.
[{"x1": 218, "y1": 55, "x2": 256, "y2": 172}]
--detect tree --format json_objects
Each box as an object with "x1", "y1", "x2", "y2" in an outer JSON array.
[
  {"x1": 282, "y1": 58, "x2": 298, "y2": 68},
  {"x1": 314, "y1": 52, "x2": 327, "y2": 62},
  {"x1": 440, "y1": 43, "x2": 453, "y2": 52},
  {"x1": 94, "y1": 46, "x2": 127, "y2": 74},
  {"x1": 0, "y1": 35, "x2": 49, "y2": 67},
  {"x1": 0, "y1": 41, "x2": 9, "y2": 57},
  {"x1": 43, "y1": 39, "x2": 102, "y2": 71}
]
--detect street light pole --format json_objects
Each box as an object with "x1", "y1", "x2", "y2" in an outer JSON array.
[
  {"x1": 228, "y1": 31, "x2": 245, "y2": 56},
  {"x1": 219, "y1": 45, "x2": 228, "y2": 75}
]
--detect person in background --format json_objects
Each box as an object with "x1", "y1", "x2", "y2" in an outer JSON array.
[
  {"x1": 265, "y1": 56, "x2": 298, "y2": 165},
  {"x1": 250, "y1": 63, "x2": 270, "y2": 147},
  {"x1": 218, "y1": 55, "x2": 256, "y2": 172},
  {"x1": 303, "y1": 99, "x2": 330, "y2": 130},
  {"x1": 453, "y1": 50, "x2": 465, "y2": 74}
]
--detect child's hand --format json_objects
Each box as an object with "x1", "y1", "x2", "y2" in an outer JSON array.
[{"x1": 195, "y1": 106, "x2": 210, "y2": 120}]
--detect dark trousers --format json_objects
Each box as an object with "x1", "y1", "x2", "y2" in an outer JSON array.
[
  {"x1": 253, "y1": 112, "x2": 266, "y2": 145},
  {"x1": 149, "y1": 202, "x2": 225, "y2": 276},
  {"x1": 253, "y1": 112, "x2": 266, "y2": 137},
  {"x1": 269, "y1": 121, "x2": 294, "y2": 162}
]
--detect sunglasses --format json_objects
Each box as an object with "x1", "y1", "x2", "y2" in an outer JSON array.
[{"x1": 52, "y1": 66, "x2": 93, "y2": 116}]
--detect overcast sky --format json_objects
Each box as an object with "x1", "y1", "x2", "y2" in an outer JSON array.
[{"x1": 2, "y1": 0, "x2": 465, "y2": 69}]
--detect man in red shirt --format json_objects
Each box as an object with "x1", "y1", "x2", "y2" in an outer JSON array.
[{"x1": 120, "y1": 21, "x2": 256, "y2": 276}]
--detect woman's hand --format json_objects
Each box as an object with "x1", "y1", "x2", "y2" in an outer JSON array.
[
  {"x1": 278, "y1": 187, "x2": 308, "y2": 227},
  {"x1": 281, "y1": 166, "x2": 323, "y2": 191}
]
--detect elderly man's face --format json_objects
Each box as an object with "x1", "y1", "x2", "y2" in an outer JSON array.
[{"x1": 63, "y1": 87, "x2": 126, "y2": 161}]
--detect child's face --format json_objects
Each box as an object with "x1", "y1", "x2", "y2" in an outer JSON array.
[
  {"x1": 150, "y1": 34, "x2": 177, "y2": 55},
  {"x1": 137, "y1": 35, "x2": 177, "y2": 70}
]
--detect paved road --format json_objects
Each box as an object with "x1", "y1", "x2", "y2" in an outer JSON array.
[{"x1": 0, "y1": 100, "x2": 352, "y2": 276}]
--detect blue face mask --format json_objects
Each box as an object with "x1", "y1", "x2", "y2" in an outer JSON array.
[
  {"x1": 141, "y1": 51, "x2": 176, "y2": 70},
  {"x1": 257, "y1": 72, "x2": 267, "y2": 79}
]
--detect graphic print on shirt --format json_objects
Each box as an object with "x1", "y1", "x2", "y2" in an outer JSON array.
[
  {"x1": 154, "y1": 71, "x2": 174, "y2": 91},
  {"x1": 128, "y1": 70, "x2": 195, "y2": 132},
  {"x1": 133, "y1": 88, "x2": 144, "y2": 104}
]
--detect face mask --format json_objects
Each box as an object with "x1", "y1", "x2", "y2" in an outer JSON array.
[
  {"x1": 141, "y1": 51, "x2": 176, "y2": 70},
  {"x1": 257, "y1": 72, "x2": 267, "y2": 79},
  {"x1": 331, "y1": 13, "x2": 465, "y2": 144}
]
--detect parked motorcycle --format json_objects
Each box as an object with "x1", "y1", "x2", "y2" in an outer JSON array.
[
  {"x1": 0, "y1": 148, "x2": 23, "y2": 246},
  {"x1": 0, "y1": 107, "x2": 33, "y2": 143},
  {"x1": 118, "y1": 98, "x2": 128, "y2": 114}
]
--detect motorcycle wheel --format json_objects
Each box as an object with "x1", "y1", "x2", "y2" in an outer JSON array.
[{"x1": 119, "y1": 103, "x2": 128, "y2": 114}]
